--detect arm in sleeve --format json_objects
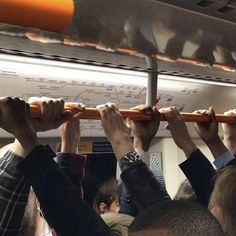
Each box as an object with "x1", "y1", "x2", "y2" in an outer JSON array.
[
  {"x1": 18, "y1": 145, "x2": 110, "y2": 236},
  {"x1": 179, "y1": 149, "x2": 216, "y2": 207},
  {"x1": 0, "y1": 150, "x2": 30, "y2": 236},
  {"x1": 213, "y1": 151, "x2": 235, "y2": 169},
  {"x1": 120, "y1": 151, "x2": 171, "y2": 212},
  {"x1": 56, "y1": 152, "x2": 86, "y2": 198},
  {"x1": 119, "y1": 150, "x2": 167, "y2": 217}
]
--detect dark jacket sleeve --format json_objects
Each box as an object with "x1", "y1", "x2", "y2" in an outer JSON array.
[
  {"x1": 18, "y1": 145, "x2": 110, "y2": 236},
  {"x1": 119, "y1": 154, "x2": 167, "y2": 217},
  {"x1": 227, "y1": 157, "x2": 236, "y2": 167},
  {"x1": 120, "y1": 162, "x2": 171, "y2": 212},
  {"x1": 56, "y1": 153, "x2": 86, "y2": 198},
  {"x1": 118, "y1": 183, "x2": 139, "y2": 217},
  {"x1": 179, "y1": 149, "x2": 216, "y2": 207}
]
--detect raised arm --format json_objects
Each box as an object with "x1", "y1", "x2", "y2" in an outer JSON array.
[
  {"x1": 97, "y1": 103, "x2": 170, "y2": 212},
  {"x1": 0, "y1": 97, "x2": 39, "y2": 235},
  {"x1": 58, "y1": 103, "x2": 87, "y2": 195},
  {"x1": 0, "y1": 97, "x2": 110, "y2": 236},
  {"x1": 129, "y1": 105, "x2": 165, "y2": 186},
  {"x1": 160, "y1": 107, "x2": 197, "y2": 157},
  {"x1": 222, "y1": 109, "x2": 236, "y2": 156},
  {"x1": 119, "y1": 105, "x2": 167, "y2": 216},
  {"x1": 193, "y1": 107, "x2": 234, "y2": 166},
  {"x1": 161, "y1": 107, "x2": 215, "y2": 207}
]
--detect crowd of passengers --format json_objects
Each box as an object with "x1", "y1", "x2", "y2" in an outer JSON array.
[{"x1": 0, "y1": 96, "x2": 236, "y2": 236}]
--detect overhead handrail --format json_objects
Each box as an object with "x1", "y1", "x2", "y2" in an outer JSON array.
[
  {"x1": 0, "y1": 0, "x2": 74, "y2": 32},
  {"x1": 29, "y1": 104, "x2": 236, "y2": 123}
]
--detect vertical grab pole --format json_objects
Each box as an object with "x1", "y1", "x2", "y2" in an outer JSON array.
[{"x1": 145, "y1": 56, "x2": 158, "y2": 107}]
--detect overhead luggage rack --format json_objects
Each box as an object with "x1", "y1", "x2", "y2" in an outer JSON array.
[
  {"x1": 158, "y1": 0, "x2": 236, "y2": 23},
  {"x1": 0, "y1": 0, "x2": 236, "y2": 83}
]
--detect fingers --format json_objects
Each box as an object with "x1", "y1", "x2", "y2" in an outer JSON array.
[
  {"x1": 165, "y1": 123, "x2": 170, "y2": 130},
  {"x1": 160, "y1": 106, "x2": 182, "y2": 121},
  {"x1": 125, "y1": 116, "x2": 132, "y2": 129},
  {"x1": 194, "y1": 107, "x2": 216, "y2": 122},
  {"x1": 224, "y1": 109, "x2": 236, "y2": 116},
  {"x1": 209, "y1": 107, "x2": 216, "y2": 121},
  {"x1": 0, "y1": 96, "x2": 32, "y2": 135},
  {"x1": 0, "y1": 96, "x2": 29, "y2": 115},
  {"x1": 52, "y1": 99, "x2": 64, "y2": 121},
  {"x1": 28, "y1": 97, "x2": 66, "y2": 122},
  {"x1": 152, "y1": 105, "x2": 160, "y2": 120},
  {"x1": 159, "y1": 107, "x2": 183, "y2": 131},
  {"x1": 65, "y1": 102, "x2": 85, "y2": 119},
  {"x1": 96, "y1": 102, "x2": 119, "y2": 117},
  {"x1": 193, "y1": 109, "x2": 209, "y2": 115},
  {"x1": 130, "y1": 104, "x2": 153, "y2": 115},
  {"x1": 65, "y1": 102, "x2": 85, "y2": 111},
  {"x1": 52, "y1": 111, "x2": 73, "y2": 129}
]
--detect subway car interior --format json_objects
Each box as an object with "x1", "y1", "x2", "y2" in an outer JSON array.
[{"x1": 1, "y1": 0, "x2": 236, "y2": 235}]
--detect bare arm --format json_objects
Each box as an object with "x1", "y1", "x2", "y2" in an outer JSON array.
[
  {"x1": 222, "y1": 109, "x2": 236, "y2": 155},
  {"x1": 193, "y1": 107, "x2": 229, "y2": 160},
  {"x1": 160, "y1": 107, "x2": 197, "y2": 158}
]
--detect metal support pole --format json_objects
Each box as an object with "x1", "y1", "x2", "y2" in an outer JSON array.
[{"x1": 145, "y1": 56, "x2": 158, "y2": 107}]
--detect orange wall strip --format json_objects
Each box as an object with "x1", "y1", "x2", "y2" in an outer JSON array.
[
  {"x1": 30, "y1": 104, "x2": 236, "y2": 123},
  {"x1": 0, "y1": 0, "x2": 74, "y2": 32}
]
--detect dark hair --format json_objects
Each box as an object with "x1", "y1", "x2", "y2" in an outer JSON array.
[
  {"x1": 93, "y1": 178, "x2": 119, "y2": 214},
  {"x1": 174, "y1": 179, "x2": 197, "y2": 202},
  {"x1": 129, "y1": 200, "x2": 224, "y2": 236}
]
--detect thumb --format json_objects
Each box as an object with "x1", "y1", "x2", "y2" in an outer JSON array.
[
  {"x1": 125, "y1": 116, "x2": 135, "y2": 129},
  {"x1": 125, "y1": 116, "x2": 131, "y2": 128},
  {"x1": 209, "y1": 107, "x2": 217, "y2": 122},
  {"x1": 165, "y1": 123, "x2": 170, "y2": 130},
  {"x1": 53, "y1": 111, "x2": 73, "y2": 128}
]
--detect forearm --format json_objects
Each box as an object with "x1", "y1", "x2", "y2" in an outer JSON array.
[
  {"x1": 111, "y1": 134, "x2": 134, "y2": 161},
  {"x1": 180, "y1": 141, "x2": 198, "y2": 158},
  {"x1": 223, "y1": 137, "x2": 236, "y2": 155},
  {"x1": 133, "y1": 137, "x2": 151, "y2": 152},
  {"x1": 56, "y1": 152, "x2": 86, "y2": 197},
  {"x1": 60, "y1": 138, "x2": 79, "y2": 154},
  {"x1": 206, "y1": 136, "x2": 229, "y2": 160},
  {"x1": 12, "y1": 129, "x2": 39, "y2": 158},
  {"x1": 179, "y1": 149, "x2": 216, "y2": 207},
  {"x1": 18, "y1": 145, "x2": 110, "y2": 236},
  {"x1": 120, "y1": 151, "x2": 170, "y2": 212}
]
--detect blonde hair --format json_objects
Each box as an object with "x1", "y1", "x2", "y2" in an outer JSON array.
[{"x1": 209, "y1": 166, "x2": 236, "y2": 236}]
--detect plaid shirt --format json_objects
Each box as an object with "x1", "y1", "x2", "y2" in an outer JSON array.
[
  {"x1": 0, "y1": 148, "x2": 87, "y2": 236},
  {"x1": 0, "y1": 150, "x2": 30, "y2": 236}
]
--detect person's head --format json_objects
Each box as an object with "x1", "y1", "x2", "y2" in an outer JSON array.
[
  {"x1": 22, "y1": 188, "x2": 53, "y2": 236},
  {"x1": 174, "y1": 179, "x2": 197, "y2": 202},
  {"x1": 208, "y1": 165, "x2": 236, "y2": 236},
  {"x1": 93, "y1": 178, "x2": 120, "y2": 214},
  {"x1": 129, "y1": 200, "x2": 224, "y2": 236}
]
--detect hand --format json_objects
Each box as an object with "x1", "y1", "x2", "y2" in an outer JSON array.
[
  {"x1": 96, "y1": 103, "x2": 134, "y2": 160},
  {"x1": 28, "y1": 97, "x2": 72, "y2": 132},
  {"x1": 127, "y1": 104, "x2": 160, "y2": 151},
  {"x1": 160, "y1": 107, "x2": 196, "y2": 157},
  {"x1": 193, "y1": 107, "x2": 219, "y2": 145},
  {"x1": 60, "y1": 103, "x2": 85, "y2": 153},
  {"x1": 222, "y1": 109, "x2": 236, "y2": 154},
  {"x1": 0, "y1": 97, "x2": 39, "y2": 156},
  {"x1": 0, "y1": 97, "x2": 32, "y2": 137},
  {"x1": 193, "y1": 107, "x2": 228, "y2": 159}
]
